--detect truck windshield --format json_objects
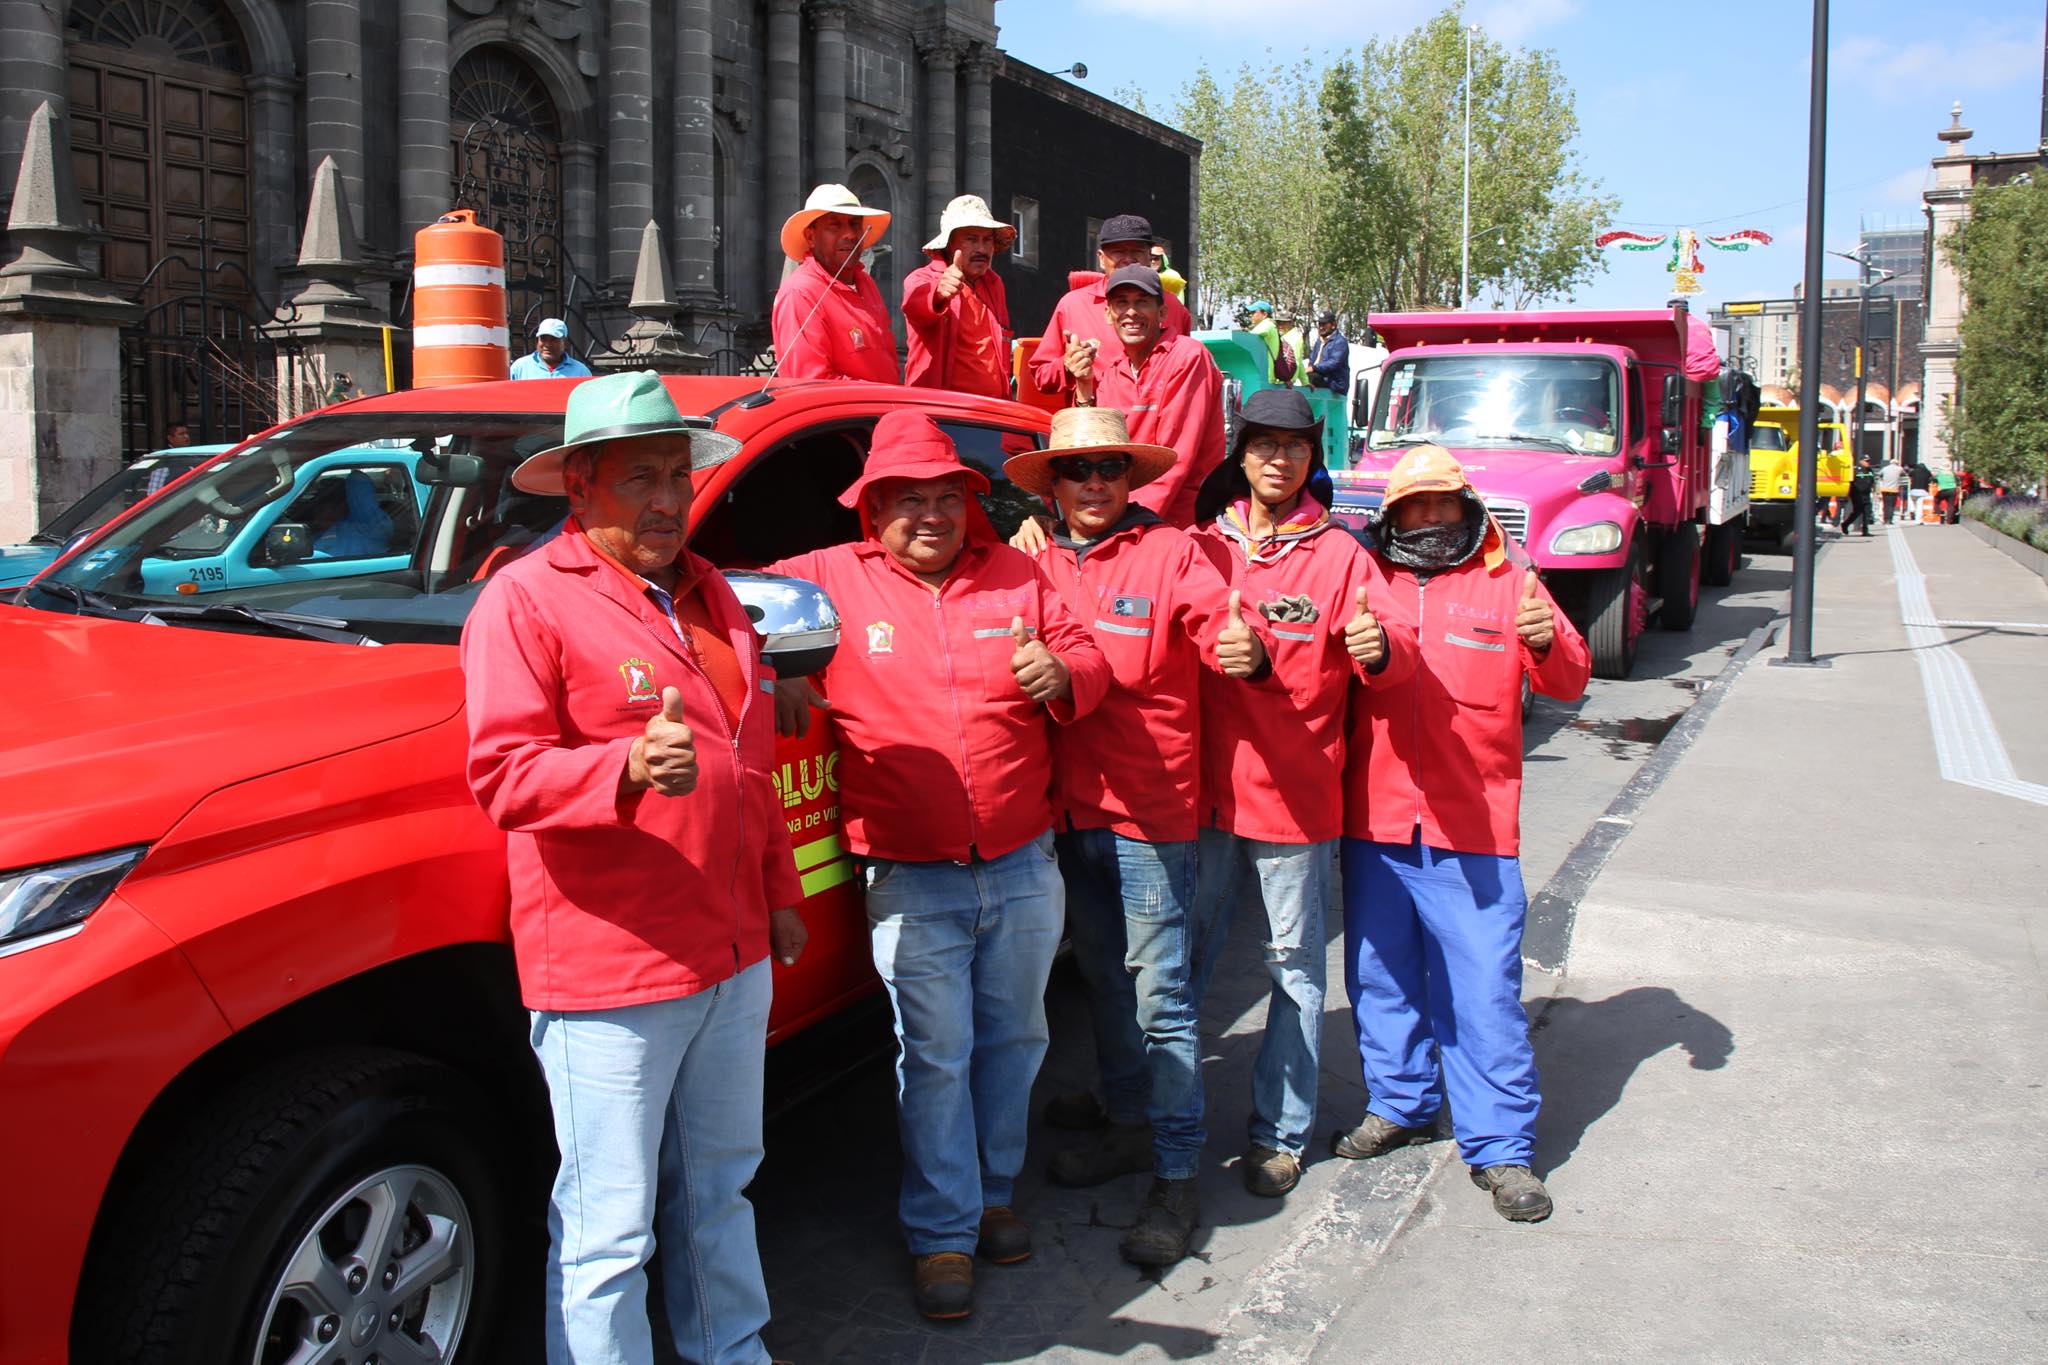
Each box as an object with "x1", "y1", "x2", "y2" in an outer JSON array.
[
  {"x1": 23, "y1": 411, "x2": 568, "y2": 645},
  {"x1": 1368, "y1": 354, "x2": 1621, "y2": 455},
  {"x1": 1752, "y1": 425, "x2": 1790, "y2": 451}
]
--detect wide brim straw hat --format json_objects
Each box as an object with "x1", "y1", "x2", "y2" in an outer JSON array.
[
  {"x1": 923, "y1": 194, "x2": 1018, "y2": 255},
  {"x1": 512, "y1": 370, "x2": 739, "y2": 495},
  {"x1": 1003, "y1": 407, "x2": 1178, "y2": 498},
  {"x1": 781, "y1": 183, "x2": 891, "y2": 262}
]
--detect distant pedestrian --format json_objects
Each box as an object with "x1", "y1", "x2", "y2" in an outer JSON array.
[
  {"x1": 1335, "y1": 444, "x2": 1590, "y2": 1225},
  {"x1": 1841, "y1": 458, "x2": 1876, "y2": 536},
  {"x1": 1934, "y1": 466, "x2": 1959, "y2": 524},
  {"x1": 771, "y1": 183, "x2": 899, "y2": 383},
  {"x1": 1305, "y1": 312, "x2": 1351, "y2": 397},
  {"x1": 509, "y1": 317, "x2": 594, "y2": 379},
  {"x1": 163, "y1": 421, "x2": 192, "y2": 448},
  {"x1": 1907, "y1": 460, "x2": 1934, "y2": 523},
  {"x1": 903, "y1": 194, "x2": 1015, "y2": 399},
  {"x1": 1245, "y1": 300, "x2": 1281, "y2": 383},
  {"x1": 1275, "y1": 309, "x2": 1307, "y2": 386},
  {"x1": 1027, "y1": 212, "x2": 1196, "y2": 398},
  {"x1": 1878, "y1": 456, "x2": 1903, "y2": 524}
]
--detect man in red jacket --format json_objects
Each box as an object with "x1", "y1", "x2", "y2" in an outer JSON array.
[
  {"x1": 1027, "y1": 212, "x2": 1196, "y2": 398},
  {"x1": 1003, "y1": 406, "x2": 1273, "y2": 1267},
  {"x1": 903, "y1": 194, "x2": 1014, "y2": 397},
  {"x1": 768, "y1": 411, "x2": 1109, "y2": 1321},
  {"x1": 1333, "y1": 445, "x2": 1590, "y2": 1224},
  {"x1": 1188, "y1": 387, "x2": 1415, "y2": 1201},
  {"x1": 771, "y1": 182, "x2": 899, "y2": 383},
  {"x1": 460, "y1": 371, "x2": 807, "y2": 1362}
]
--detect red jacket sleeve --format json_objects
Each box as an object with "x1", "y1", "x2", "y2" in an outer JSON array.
[
  {"x1": 1524, "y1": 576, "x2": 1591, "y2": 701},
  {"x1": 901, "y1": 259, "x2": 946, "y2": 330},
  {"x1": 1028, "y1": 297, "x2": 1077, "y2": 395},
  {"x1": 771, "y1": 272, "x2": 836, "y2": 381},
  {"x1": 1169, "y1": 535, "x2": 1280, "y2": 684},
  {"x1": 460, "y1": 577, "x2": 643, "y2": 832},
  {"x1": 1345, "y1": 542, "x2": 1418, "y2": 689},
  {"x1": 1033, "y1": 558, "x2": 1110, "y2": 722}
]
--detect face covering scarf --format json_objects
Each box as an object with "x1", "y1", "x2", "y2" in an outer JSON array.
[{"x1": 1380, "y1": 512, "x2": 1482, "y2": 573}]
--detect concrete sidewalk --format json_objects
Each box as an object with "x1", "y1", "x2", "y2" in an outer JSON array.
[{"x1": 1314, "y1": 520, "x2": 2048, "y2": 1362}]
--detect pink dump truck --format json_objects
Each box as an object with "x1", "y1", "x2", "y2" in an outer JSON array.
[{"x1": 1331, "y1": 305, "x2": 1746, "y2": 678}]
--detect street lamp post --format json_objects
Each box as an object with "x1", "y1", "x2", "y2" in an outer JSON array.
[
  {"x1": 1829, "y1": 246, "x2": 1898, "y2": 470},
  {"x1": 1461, "y1": 23, "x2": 1477, "y2": 309},
  {"x1": 1778, "y1": 0, "x2": 1829, "y2": 669}
]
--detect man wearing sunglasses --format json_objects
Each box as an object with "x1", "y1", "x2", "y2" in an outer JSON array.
[{"x1": 1004, "y1": 407, "x2": 1275, "y2": 1268}]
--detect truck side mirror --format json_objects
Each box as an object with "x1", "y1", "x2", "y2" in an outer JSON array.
[
  {"x1": 722, "y1": 570, "x2": 839, "y2": 678},
  {"x1": 1661, "y1": 372, "x2": 1684, "y2": 427},
  {"x1": 1660, "y1": 426, "x2": 1683, "y2": 455}
]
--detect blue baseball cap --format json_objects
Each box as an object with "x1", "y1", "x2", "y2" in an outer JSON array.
[
  {"x1": 534, "y1": 317, "x2": 568, "y2": 338},
  {"x1": 1249, "y1": 300, "x2": 1276, "y2": 315}
]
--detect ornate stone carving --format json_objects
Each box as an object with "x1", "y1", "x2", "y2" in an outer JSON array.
[
  {"x1": 915, "y1": 29, "x2": 968, "y2": 67},
  {"x1": 849, "y1": 113, "x2": 916, "y2": 180}
]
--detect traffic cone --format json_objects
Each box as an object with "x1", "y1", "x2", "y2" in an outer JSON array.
[
  {"x1": 1922, "y1": 493, "x2": 1938, "y2": 524},
  {"x1": 1827, "y1": 496, "x2": 1839, "y2": 522}
]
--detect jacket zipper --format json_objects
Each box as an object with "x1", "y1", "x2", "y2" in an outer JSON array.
[
  {"x1": 934, "y1": 586, "x2": 983, "y2": 858},
  {"x1": 653, "y1": 599, "x2": 749, "y2": 972},
  {"x1": 1412, "y1": 575, "x2": 1426, "y2": 836}
]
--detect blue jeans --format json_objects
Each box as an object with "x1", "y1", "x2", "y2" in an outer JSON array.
[
  {"x1": 529, "y1": 958, "x2": 773, "y2": 1365},
  {"x1": 1056, "y1": 829, "x2": 1204, "y2": 1180},
  {"x1": 864, "y1": 831, "x2": 1064, "y2": 1253},
  {"x1": 1340, "y1": 835, "x2": 1541, "y2": 1169},
  {"x1": 1190, "y1": 828, "x2": 1334, "y2": 1157}
]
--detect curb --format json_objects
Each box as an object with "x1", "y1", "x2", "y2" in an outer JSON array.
[{"x1": 1962, "y1": 517, "x2": 2048, "y2": 583}]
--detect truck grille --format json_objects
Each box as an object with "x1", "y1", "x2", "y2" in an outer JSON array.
[
  {"x1": 1750, "y1": 469, "x2": 1775, "y2": 499},
  {"x1": 1485, "y1": 499, "x2": 1530, "y2": 547}
]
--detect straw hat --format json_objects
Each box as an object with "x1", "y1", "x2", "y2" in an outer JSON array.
[
  {"x1": 780, "y1": 183, "x2": 891, "y2": 263},
  {"x1": 511, "y1": 371, "x2": 739, "y2": 495},
  {"x1": 923, "y1": 194, "x2": 1017, "y2": 256},
  {"x1": 1003, "y1": 407, "x2": 1178, "y2": 498}
]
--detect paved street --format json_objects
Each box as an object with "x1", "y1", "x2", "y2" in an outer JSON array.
[{"x1": 740, "y1": 548, "x2": 1801, "y2": 1363}]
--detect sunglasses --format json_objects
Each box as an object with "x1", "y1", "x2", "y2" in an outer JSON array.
[{"x1": 1050, "y1": 455, "x2": 1133, "y2": 483}]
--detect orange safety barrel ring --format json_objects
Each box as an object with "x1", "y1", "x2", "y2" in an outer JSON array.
[{"x1": 414, "y1": 209, "x2": 509, "y2": 387}]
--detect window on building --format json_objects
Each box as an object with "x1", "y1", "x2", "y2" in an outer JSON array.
[
  {"x1": 1011, "y1": 196, "x2": 1039, "y2": 268},
  {"x1": 1085, "y1": 217, "x2": 1103, "y2": 263}
]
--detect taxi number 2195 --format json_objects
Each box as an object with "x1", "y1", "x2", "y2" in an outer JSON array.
[{"x1": 185, "y1": 565, "x2": 226, "y2": 583}]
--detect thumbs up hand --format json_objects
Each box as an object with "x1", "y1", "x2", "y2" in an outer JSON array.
[
  {"x1": 1009, "y1": 615, "x2": 1070, "y2": 703},
  {"x1": 1344, "y1": 584, "x2": 1385, "y2": 668},
  {"x1": 1216, "y1": 588, "x2": 1266, "y2": 678},
  {"x1": 630, "y1": 685, "x2": 699, "y2": 796},
  {"x1": 936, "y1": 247, "x2": 968, "y2": 301},
  {"x1": 1515, "y1": 570, "x2": 1555, "y2": 653}
]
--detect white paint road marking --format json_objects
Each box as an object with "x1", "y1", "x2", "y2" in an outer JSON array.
[
  {"x1": 1888, "y1": 531, "x2": 2048, "y2": 807},
  {"x1": 1936, "y1": 619, "x2": 2048, "y2": 632}
]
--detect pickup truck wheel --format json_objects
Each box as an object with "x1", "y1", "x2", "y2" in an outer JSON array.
[
  {"x1": 76, "y1": 1048, "x2": 505, "y2": 1365},
  {"x1": 1658, "y1": 524, "x2": 1701, "y2": 630},
  {"x1": 1584, "y1": 540, "x2": 1646, "y2": 679},
  {"x1": 1702, "y1": 521, "x2": 1742, "y2": 587}
]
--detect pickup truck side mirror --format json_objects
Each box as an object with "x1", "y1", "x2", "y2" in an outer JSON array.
[
  {"x1": 260, "y1": 522, "x2": 313, "y2": 565},
  {"x1": 1660, "y1": 373, "x2": 1684, "y2": 427},
  {"x1": 722, "y1": 570, "x2": 839, "y2": 678}
]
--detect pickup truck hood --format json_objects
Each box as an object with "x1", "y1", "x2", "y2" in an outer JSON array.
[{"x1": 0, "y1": 608, "x2": 463, "y2": 866}]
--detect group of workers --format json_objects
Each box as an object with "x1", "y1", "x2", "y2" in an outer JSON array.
[{"x1": 459, "y1": 181, "x2": 1590, "y2": 1364}]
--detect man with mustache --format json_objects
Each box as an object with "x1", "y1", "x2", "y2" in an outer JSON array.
[
  {"x1": 771, "y1": 183, "x2": 899, "y2": 383},
  {"x1": 1027, "y1": 213, "x2": 1196, "y2": 400},
  {"x1": 903, "y1": 194, "x2": 1015, "y2": 398}
]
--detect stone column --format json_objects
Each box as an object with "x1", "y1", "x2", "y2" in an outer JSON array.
[
  {"x1": 247, "y1": 75, "x2": 300, "y2": 304},
  {"x1": 0, "y1": 0, "x2": 68, "y2": 219},
  {"x1": 918, "y1": 31, "x2": 964, "y2": 230},
  {"x1": 763, "y1": 0, "x2": 803, "y2": 289},
  {"x1": 397, "y1": 0, "x2": 452, "y2": 240},
  {"x1": 671, "y1": 0, "x2": 717, "y2": 304},
  {"x1": 607, "y1": 0, "x2": 656, "y2": 289},
  {"x1": 562, "y1": 141, "x2": 601, "y2": 285},
  {"x1": 962, "y1": 44, "x2": 995, "y2": 205},
  {"x1": 304, "y1": 0, "x2": 366, "y2": 240},
  {"x1": 809, "y1": 1, "x2": 850, "y2": 187}
]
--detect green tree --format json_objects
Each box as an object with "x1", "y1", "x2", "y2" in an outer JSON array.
[{"x1": 1944, "y1": 176, "x2": 2048, "y2": 487}]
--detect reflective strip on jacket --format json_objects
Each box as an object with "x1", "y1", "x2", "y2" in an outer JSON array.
[{"x1": 460, "y1": 531, "x2": 801, "y2": 1011}]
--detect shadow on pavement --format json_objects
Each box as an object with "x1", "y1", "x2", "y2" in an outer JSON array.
[{"x1": 1527, "y1": 986, "x2": 1734, "y2": 1181}]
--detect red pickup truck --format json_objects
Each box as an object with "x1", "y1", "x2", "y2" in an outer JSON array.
[{"x1": 0, "y1": 376, "x2": 1049, "y2": 1364}]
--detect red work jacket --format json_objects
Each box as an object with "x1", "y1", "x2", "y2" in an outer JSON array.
[
  {"x1": 1343, "y1": 540, "x2": 1590, "y2": 856},
  {"x1": 902, "y1": 256, "x2": 1013, "y2": 398},
  {"x1": 1085, "y1": 334, "x2": 1225, "y2": 528},
  {"x1": 772, "y1": 255, "x2": 900, "y2": 384},
  {"x1": 1027, "y1": 271, "x2": 1196, "y2": 396},
  {"x1": 769, "y1": 538, "x2": 1110, "y2": 863},
  {"x1": 1029, "y1": 511, "x2": 1276, "y2": 844},
  {"x1": 1194, "y1": 517, "x2": 1415, "y2": 844},
  {"x1": 461, "y1": 531, "x2": 801, "y2": 1011}
]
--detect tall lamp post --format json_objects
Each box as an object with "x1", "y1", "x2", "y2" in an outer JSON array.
[
  {"x1": 1830, "y1": 247, "x2": 1897, "y2": 468},
  {"x1": 1461, "y1": 22, "x2": 1478, "y2": 308},
  {"x1": 1778, "y1": 0, "x2": 1829, "y2": 669}
]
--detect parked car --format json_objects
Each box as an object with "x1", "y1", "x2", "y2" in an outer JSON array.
[
  {"x1": 1, "y1": 376, "x2": 1049, "y2": 1365},
  {"x1": 0, "y1": 446, "x2": 225, "y2": 593}
]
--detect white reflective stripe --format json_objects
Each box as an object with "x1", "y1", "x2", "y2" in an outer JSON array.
[
  {"x1": 414, "y1": 263, "x2": 507, "y2": 289},
  {"x1": 1271, "y1": 627, "x2": 1317, "y2": 641},
  {"x1": 1445, "y1": 633, "x2": 1505, "y2": 653},
  {"x1": 1093, "y1": 619, "x2": 1153, "y2": 637},
  {"x1": 972, "y1": 627, "x2": 1016, "y2": 639},
  {"x1": 414, "y1": 323, "x2": 510, "y2": 349}
]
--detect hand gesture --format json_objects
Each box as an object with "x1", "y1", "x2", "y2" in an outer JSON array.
[
  {"x1": 1344, "y1": 585, "x2": 1385, "y2": 668},
  {"x1": 1062, "y1": 330, "x2": 1099, "y2": 383},
  {"x1": 935, "y1": 248, "x2": 968, "y2": 302},
  {"x1": 1216, "y1": 589, "x2": 1266, "y2": 678},
  {"x1": 1009, "y1": 616, "x2": 1071, "y2": 703},
  {"x1": 1515, "y1": 571, "x2": 1554, "y2": 653},
  {"x1": 1009, "y1": 515, "x2": 1052, "y2": 555},
  {"x1": 773, "y1": 677, "x2": 830, "y2": 740},
  {"x1": 769, "y1": 907, "x2": 809, "y2": 966},
  {"x1": 631, "y1": 686, "x2": 699, "y2": 796}
]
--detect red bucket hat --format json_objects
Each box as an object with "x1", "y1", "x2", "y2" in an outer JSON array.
[{"x1": 840, "y1": 410, "x2": 996, "y2": 539}]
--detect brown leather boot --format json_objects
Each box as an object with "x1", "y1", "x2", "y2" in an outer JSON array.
[
  {"x1": 911, "y1": 1251, "x2": 974, "y2": 1320},
  {"x1": 976, "y1": 1205, "x2": 1032, "y2": 1264},
  {"x1": 1119, "y1": 1176, "x2": 1200, "y2": 1267},
  {"x1": 1048, "y1": 1123, "x2": 1153, "y2": 1188},
  {"x1": 1331, "y1": 1112, "x2": 1435, "y2": 1160},
  {"x1": 1470, "y1": 1164, "x2": 1553, "y2": 1222}
]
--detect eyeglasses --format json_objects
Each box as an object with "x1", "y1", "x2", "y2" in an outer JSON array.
[
  {"x1": 1245, "y1": 437, "x2": 1316, "y2": 462},
  {"x1": 1050, "y1": 455, "x2": 1133, "y2": 483}
]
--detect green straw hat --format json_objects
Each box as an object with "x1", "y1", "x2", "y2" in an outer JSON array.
[{"x1": 512, "y1": 370, "x2": 740, "y2": 495}]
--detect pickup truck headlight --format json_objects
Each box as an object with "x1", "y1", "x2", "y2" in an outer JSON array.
[
  {"x1": 1550, "y1": 522, "x2": 1624, "y2": 555},
  {"x1": 0, "y1": 846, "x2": 147, "y2": 953}
]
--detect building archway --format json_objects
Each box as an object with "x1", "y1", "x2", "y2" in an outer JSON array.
[
  {"x1": 846, "y1": 156, "x2": 902, "y2": 347},
  {"x1": 449, "y1": 44, "x2": 567, "y2": 338}
]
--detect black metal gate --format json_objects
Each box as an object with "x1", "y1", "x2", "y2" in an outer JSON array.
[{"x1": 118, "y1": 252, "x2": 305, "y2": 457}]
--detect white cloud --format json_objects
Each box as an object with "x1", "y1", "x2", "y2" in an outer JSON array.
[{"x1": 1833, "y1": 20, "x2": 2044, "y2": 97}]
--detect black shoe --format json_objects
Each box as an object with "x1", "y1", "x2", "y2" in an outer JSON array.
[
  {"x1": 1241, "y1": 1144, "x2": 1301, "y2": 1198},
  {"x1": 1469, "y1": 1164, "x2": 1553, "y2": 1222},
  {"x1": 976, "y1": 1205, "x2": 1032, "y2": 1264},
  {"x1": 1041, "y1": 1088, "x2": 1109, "y2": 1131},
  {"x1": 1331, "y1": 1113, "x2": 1435, "y2": 1160},
  {"x1": 1120, "y1": 1177, "x2": 1200, "y2": 1267},
  {"x1": 1048, "y1": 1123, "x2": 1153, "y2": 1188},
  {"x1": 912, "y1": 1251, "x2": 974, "y2": 1320}
]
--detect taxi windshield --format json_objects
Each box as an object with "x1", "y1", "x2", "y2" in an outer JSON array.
[
  {"x1": 24, "y1": 411, "x2": 569, "y2": 644},
  {"x1": 1368, "y1": 354, "x2": 1621, "y2": 456}
]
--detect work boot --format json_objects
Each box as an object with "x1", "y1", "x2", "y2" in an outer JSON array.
[
  {"x1": 976, "y1": 1205, "x2": 1032, "y2": 1264},
  {"x1": 1240, "y1": 1144, "x2": 1301, "y2": 1198},
  {"x1": 1041, "y1": 1088, "x2": 1109, "y2": 1130},
  {"x1": 1048, "y1": 1123, "x2": 1154, "y2": 1188},
  {"x1": 911, "y1": 1251, "x2": 975, "y2": 1320},
  {"x1": 1470, "y1": 1164, "x2": 1553, "y2": 1223},
  {"x1": 1119, "y1": 1177, "x2": 1200, "y2": 1267},
  {"x1": 1331, "y1": 1113, "x2": 1435, "y2": 1160}
]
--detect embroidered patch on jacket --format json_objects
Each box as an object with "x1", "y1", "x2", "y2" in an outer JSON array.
[
  {"x1": 865, "y1": 621, "x2": 895, "y2": 655},
  {"x1": 1260, "y1": 593, "x2": 1321, "y2": 624},
  {"x1": 1110, "y1": 594, "x2": 1152, "y2": 618},
  {"x1": 620, "y1": 657, "x2": 659, "y2": 702},
  {"x1": 849, "y1": 326, "x2": 868, "y2": 350}
]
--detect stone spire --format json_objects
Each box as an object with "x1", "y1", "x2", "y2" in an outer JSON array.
[
  {"x1": 290, "y1": 155, "x2": 371, "y2": 314},
  {"x1": 628, "y1": 218, "x2": 678, "y2": 320},
  {"x1": 596, "y1": 219, "x2": 705, "y2": 373},
  {"x1": 1937, "y1": 101, "x2": 1973, "y2": 151},
  {"x1": 1, "y1": 101, "x2": 92, "y2": 281}
]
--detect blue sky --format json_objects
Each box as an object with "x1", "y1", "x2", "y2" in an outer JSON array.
[{"x1": 994, "y1": 0, "x2": 2046, "y2": 310}]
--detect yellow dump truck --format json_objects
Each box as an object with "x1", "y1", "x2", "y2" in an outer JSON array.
[{"x1": 1747, "y1": 405, "x2": 1850, "y2": 537}]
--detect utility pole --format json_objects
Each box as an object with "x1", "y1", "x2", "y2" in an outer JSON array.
[{"x1": 1778, "y1": 0, "x2": 1829, "y2": 670}]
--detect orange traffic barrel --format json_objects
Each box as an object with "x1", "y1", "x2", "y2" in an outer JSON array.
[{"x1": 413, "y1": 209, "x2": 509, "y2": 387}]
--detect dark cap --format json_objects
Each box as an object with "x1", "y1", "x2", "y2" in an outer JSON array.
[
  {"x1": 1104, "y1": 264, "x2": 1163, "y2": 297},
  {"x1": 1317, "y1": 310, "x2": 1338, "y2": 326},
  {"x1": 1098, "y1": 213, "x2": 1157, "y2": 246}
]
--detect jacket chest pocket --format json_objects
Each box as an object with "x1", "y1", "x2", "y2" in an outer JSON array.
[
  {"x1": 1437, "y1": 625, "x2": 1515, "y2": 708},
  {"x1": 970, "y1": 612, "x2": 1026, "y2": 701},
  {"x1": 1090, "y1": 602, "x2": 1158, "y2": 684}
]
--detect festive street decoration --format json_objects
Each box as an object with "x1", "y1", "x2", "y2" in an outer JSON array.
[{"x1": 1596, "y1": 226, "x2": 1773, "y2": 295}]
